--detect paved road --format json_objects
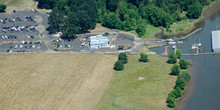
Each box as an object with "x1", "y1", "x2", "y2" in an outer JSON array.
[{"x1": 0, "y1": 11, "x2": 164, "y2": 54}]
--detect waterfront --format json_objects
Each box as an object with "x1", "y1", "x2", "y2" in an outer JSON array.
[{"x1": 150, "y1": 3, "x2": 220, "y2": 110}]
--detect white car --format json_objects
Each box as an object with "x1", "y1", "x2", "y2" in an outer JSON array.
[
  {"x1": 26, "y1": 35, "x2": 31, "y2": 39},
  {"x1": 20, "y1": 45, "x2": 23, "y2": 48},
  {"x1": 2, "y1": 36, "x2": 5, "y2": 39},
  {"x1": 22, "y1": 41, "x2": 25, "y2": 44},
  {"x1": 15, "y1": 45, "x2": 18, "y2": 49},
  {"x1": 32, "y1": 45, "x2": 35, "y2": 48},
  {"x1": 4, "y1": 36, "x2": 7, "y2": 39}
]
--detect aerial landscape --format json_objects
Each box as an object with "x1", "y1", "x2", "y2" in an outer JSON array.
[{"x1": 0, "y1": 0, "x2": 220, "y2": 110}]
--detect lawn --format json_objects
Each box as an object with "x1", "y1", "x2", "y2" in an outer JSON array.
[
  {"x1": 0, "y1": 53, "x2": 117, "y2": 110},
  {"x1": 95, "y1": 55, "x2": 176, "y2": 110}
]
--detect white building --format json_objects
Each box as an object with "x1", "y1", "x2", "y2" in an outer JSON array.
[
  {"x1": 89, "y1": 35, "x2": 110, "y2": 49},
  {"x1": 211, "y1": 30, "x2": 220, "y2": 52}
]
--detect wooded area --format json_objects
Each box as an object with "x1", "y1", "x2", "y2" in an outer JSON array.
[{"x1": 36, "y1": 0, "x2": 215, "y2": 38}]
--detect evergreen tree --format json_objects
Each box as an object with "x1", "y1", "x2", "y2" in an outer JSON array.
[
  {"x1": 139, "y1": 53, "x2": 148, "y2": 62},
  {"x1": 176, "y1": 49, "x2": 182, "y2": 59},
  {"x1": 114, "y1": 60, "x2": 124, "y2": 71},
  {"x1": 179, "y1": 59, "x2": 189, "y2": 69},
  {"x1": 118, "y1": 53, "x2": 128, "y2": 64},
  {"x1": 167, "y1": 51, "x2": 177, "y2": 64},
  {"x1": 0, "y1": 4, "x2": 7, "y2": 12},
  {"x1": 175, "y1": 76, "x2": 186, "y2": 90},
  {"x1": 171, "y1": 64, "x2": 180, "y2": 75}
]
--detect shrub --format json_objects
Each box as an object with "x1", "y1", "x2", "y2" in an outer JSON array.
[
  {"x1": 171, "y1": 64, "x2": 180, "y2": 75},
  {"x1": 0, "y1": 4, "x2": 7, "y2": 12},
  {"x1": 176, "y1": 49, "x2": 182, "y2": 59},
  {"x1": 179, "y1": 59, "x2": 189, "y2": 69},
  {"x1": 114, "y1": 60, "x2": 124, "y2": 71},
  {"x1": 139, "y1": 53, "x2": 148, "y2": 62},
  {"x1": 180, "y1": 70, "x2": 192, "y2": 81},
  {"x1": 118, "y1": 53, "x2": 128, "y2": 64},
  {"x1": 175, "y1": 87, "x2": 182, "y2": 97},
  {"x1": 175, "y1": 76, "x2": 186, "y2": 90},
  {"x1": 167, "y1": 51, "x2": 177, "y2": 64},
  {"x1": 166, "y1": 94, "x2": 176, "y2": 108}
]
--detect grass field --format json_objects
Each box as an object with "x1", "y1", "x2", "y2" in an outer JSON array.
[
  {"x1": 0, "y1": 53, "x2": 117, "y2": 110},
  {"x1": 95, "y1": 55, "x2": 176, "y2": 110}
]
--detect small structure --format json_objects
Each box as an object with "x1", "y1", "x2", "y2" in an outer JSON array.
[
  {"x1": 89, "y1": 35, "x2": 109, "y2": 49},
  {"x1": 211, "y1": 30, "x2": 220, "y2": 52}
]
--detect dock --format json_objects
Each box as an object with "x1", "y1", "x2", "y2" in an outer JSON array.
[{"x1": 174, "y1": 28, "x2": 202, "y2": 40}]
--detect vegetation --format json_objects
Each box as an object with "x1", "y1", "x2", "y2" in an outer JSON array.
[
  {"x1": 167, "y1": 51, "x2": 177, "y2": 64},
  {"x1": 171, "y1": 64, "x2": 180, "y2": 75},
  {"x1": 180, "y1": 70, "x2": 192, "y2": 81},
  {"x1": 96, "y1": 55, "x2": 176, "y2": 110},
  {"x1": 176, "y1": 49, "x2": 182, "y2": 59},
  {"x1": 118, "y1": 53, "x2": 128, "y2": 64},
  {"x1": 166, "y1": 53, "x2": 192, "y2": 108},
  {"x1": 0, "y1": 4, "x2": 6, "y2": 12},
  {"x1": 114, "y1": 60, "x2": 124, "y2": 71},
  {"x1": 139, "y1": 53, "x2": 148, "y2": 62},
  {"x1": 179, "y1": 59, "x2": 189, "y2": 69},
  {"x1": 36, "y1": 0, "x2": 215, "y2": 38}
]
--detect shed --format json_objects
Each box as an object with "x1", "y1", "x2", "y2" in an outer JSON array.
[{"x1": 211, "y1": 30, "x2": 220, "y2": 52}]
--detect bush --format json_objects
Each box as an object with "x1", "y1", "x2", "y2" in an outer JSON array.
[
  {"x1": 114, "y1": 60, "x2": 124, "y2": 71},
  {"x1": 118, "y1": 53, "x2": 128, "y2": 64},
  {"x1": 175, "y1": 76, "x2": 186, "y2": 90},
  {"x1": 167, "y1": 51, "x2": 177, "y2": 64},
  {"x1": 174, "y1": 87, "x2": 182, "y2": 97},
  {"x1": 179, "y1": 59, "x2": 189, "y2": 69},
  {"x1": 180, "y1": 70, "x2": 192, "y2": 81},
  {"x1": 139, "y1": 53, "x2": 148, "y2": 62},
  {"x1": 166, "y1": 94, "x2": 176, "y2": 108},
  {"x1": 0, "y1": 4, "x2": 7, "y2": 12},
  {"x1": 171, "y1": 64, "x2": 180, "y2": 75},
  {"x1": 176, "y1": 49, "x2": 182, "y2": 59}
]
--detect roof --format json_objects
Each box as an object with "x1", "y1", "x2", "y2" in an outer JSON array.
[
  {"x1": 212, "y1": 30, "x2": 220, "y2": 51},
  {"x1": 90, "y1": 35, "x2": 108, "y2": 45}
]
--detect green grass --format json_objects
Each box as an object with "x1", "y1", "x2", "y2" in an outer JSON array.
[
  {"x1": 95, "y1": 55, "x2": 176, "y2": 110},
  {"x1": 144, "y1": 25, "x2": 161, "y2": 39}
]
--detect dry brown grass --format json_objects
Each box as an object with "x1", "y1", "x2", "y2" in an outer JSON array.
[{"x1": 0, "y1": 53, "x2": 117, "y2": 110}]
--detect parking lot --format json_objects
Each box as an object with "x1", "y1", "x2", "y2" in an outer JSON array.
[
  {"x1": 0, "y1": 11, "x2": 50, "y2": 53},
  {"x1": 0, "y1": 41, "x2": 47, "y2": 53}
]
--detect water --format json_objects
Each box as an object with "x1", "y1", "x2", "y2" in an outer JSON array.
[{"x1": 150, "y1": 8, "x2": 220, "y2": 110}]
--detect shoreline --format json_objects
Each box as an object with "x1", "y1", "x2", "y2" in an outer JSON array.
[
  {"x1": 157, "y1": 1, "x2": 220, "y2": 39},
  {"x1": 175, "y1": 64, "x2": 195, "y2": 110},
  {"x1": 175, "y1": 2, "x2": 220, "y2": 109}
]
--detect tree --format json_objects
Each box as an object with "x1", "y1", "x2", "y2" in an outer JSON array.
[
  {"x1": 171, "y1": 64, "x2": 180, "y2": 75},
  {"x1": 186, "y1": 2, "x2": 203, "y2": 19},
  {"x1": 175, "y1": 76, "x2": 186, "y2": 90},
  {"x1": 122, "y1": 18, "x2": 137, "y2": 31},
  {"x1": 114, "y1": 60, "x2": 124, "y2": 71},
  {"x1": 180, "y1": 70, "x2": 192, "y2": 81},
  {"x1": 179, "y1": 59, "x2": 189, "y2": 69},
  {"x1": 176, "y1": 49, "x2": 182, "y2": 59},
  {"x1": 106, "y1": 0, "x2": 119, "y2": 12},
  {"x1": 166, "y1": 94, "x2": 176, "y2": 108},
  {"x1": 118, "y1": 53, "x2": 128, "y2": 64},
  {"x1": 136, "y1": 24, "x2": 146, "y2": 37},
  {"x1": 174, "y1": 87, "x2": 182, "y2": 97},
  {"x1": 37, "y1": 0, "x2": 57, "y2": 9},
  {"x1": 139, "y1": 53, "x2": 148, "y2": 62},
  {"x1": 102, "y1": 12, "x2": 122, "y2": 29},
  {"x1": 167, "y1": 51, "x2": 177, "y2": 64},
  {"x1": 0, "y1": 4, "x2": 7, "y2": 12}
]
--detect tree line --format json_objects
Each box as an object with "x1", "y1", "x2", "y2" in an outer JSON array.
[
  {"x1": 37, "y1": 0, "x2": 215, "y2": 38},
  {"x1": 166, "y1": 50, "x2": 191, "y2": 108}
]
